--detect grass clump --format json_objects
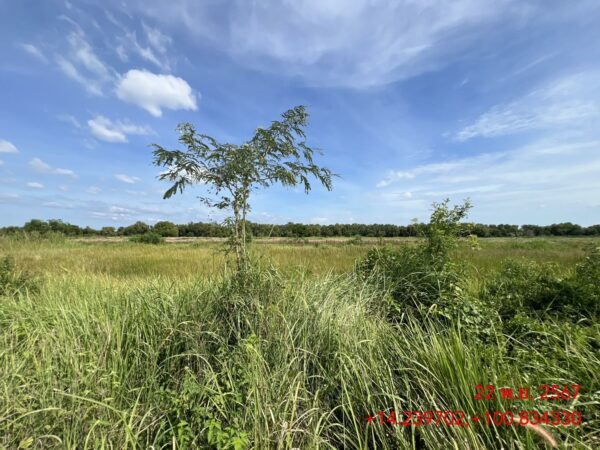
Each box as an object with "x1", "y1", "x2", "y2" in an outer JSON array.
[
  {"x1": 128, "y1": 232, "x2": 165, "y2": 245},
  {"x1": 0, "y1": 255, "x2": 38, "y2": 297}
]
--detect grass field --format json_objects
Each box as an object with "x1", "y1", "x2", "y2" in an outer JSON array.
[
  {"x1": 1, "y1": 236, "x2": 599, "y2": 449},
  {"x1": 2, "y1": 236, "x2": 596, "y2": 279}
]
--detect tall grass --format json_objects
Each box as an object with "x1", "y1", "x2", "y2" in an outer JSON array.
[{"x1": 1, "y1": 267, "x2": 597, "y2": 448}]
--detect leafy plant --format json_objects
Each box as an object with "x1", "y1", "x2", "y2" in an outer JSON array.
[{"x1": 152, "y1": 105, "x2": 334, "y2": 272}]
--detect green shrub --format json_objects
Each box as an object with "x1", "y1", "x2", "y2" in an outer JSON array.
[
  {"x1": 484, "y1": 252, "x2": 598, "y2": 320},
  {"x1": 129, "y1": 232, "x2": 164, "y2": 244},
  {"x1": 570, "y1": 245, "x2": 600, "y2": 317}
]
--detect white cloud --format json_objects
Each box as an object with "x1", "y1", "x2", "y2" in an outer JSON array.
[
  {"x1": 29, "y1": 157, "x2": 78, "y2": 178},
  {"x1": 43, "y1": 201, "x2": 74, "y2": 209},
  {"x1": 87, "y1": 186, "x2": 102, "y2": 194},
  {"x1": 125, "y1": 0, "x2": 522, "y2": 88},
  {"x1": 56, "y1": 56, "x2": 103, "y2": 96},
  {"x1": 19, "y1": 43, "x2": 47, "y2": 62},
  {"x1": 88, "y1": 115, "x2": 154, "y2": 143},
  {"x1": 27, "y1": 182, "x2": 45, "y2": 189},
  {"x1": 57, "y1": 114, "x2": 81, "y2": 128},
  {"x1": 116, "y1": 69, "x2": 198, "y2": 116},
  {"x1": 376, "y1": 159, "x2": 496, "y2": 187},
  {"x1": 118, "y1": 32, "x2": 160, "y2": 68},
  {"x1": 114, "y1": 173, "x2": 141, "y2": 184},
  {"x1": 56, "y1": 31, "x2": 116, "y2": 95},
  {"x1": 311, "y1": 217, "x2": 329, "y2": 224},
  {"x1": 143, "y1": 23, "x2": 172, "y2": 54},
  {"x1": 0, "y1": 139, "x2": 19, "y2": 153},
  {"x1": 455, "y1": 71, "x2": 600, "y2": 141},
  {"x1": 374, "y1": 138, "x2": 600, "y2": 218}
]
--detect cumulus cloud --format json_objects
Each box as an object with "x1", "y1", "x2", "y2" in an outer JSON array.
[
  {"x1": 116, "y1": 69, "x2": 198, "y2": 116},
  {"x1": 27, "y1": 182, "x2": 45, "y2": 189},
  {"x1": 29, "y1": 158, "x2": 78, "y2": 178},
  {"x1": 454, "y1": 71, "x2": 600, "y2": 141},
  {"x1": 87, "y1": 115, "x2": 154, "y2": 143},
  {"x1": 114, "y1": 173, "x2": 141, "y2": 184},
  {"x1": 0, "y1": 140, "x2": 19, "y2": 153}
]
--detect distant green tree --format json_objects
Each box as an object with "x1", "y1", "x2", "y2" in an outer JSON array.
[
  {"x1": 122, "y1": 221, "x2": 150, "y2": 236},
  {"x1": 152, "y1": 105, "x2": 334, "y2": 272},
  {"x1": 100, "y1": 226, "x2": 116, "y2": 236},
  {"x1": 23, "y1": 219, "x2": 50, "y2": 234},
  {"x1": 153, "y1": 221, "x2": 179, "y2": 237}
]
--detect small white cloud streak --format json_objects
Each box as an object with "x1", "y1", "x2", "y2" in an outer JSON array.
[
  {"x1": 19, "y1": 43, "x2": 48, "y2": 62},
  {"x1": 0, "y1": 140, "x2": 19, "y2": 153},
  {"x1": 28, "y1": 158, "x2": 78, "y2": 178},
  {"x1": 114, "y1": 173, "x2": 141, "y2": 184},
  {"x1": 88, "y1": 115, "x2": 153, "y2": 143},
  {"x1": 27, "y1": 182, "x2": 45, "y2": 189}
]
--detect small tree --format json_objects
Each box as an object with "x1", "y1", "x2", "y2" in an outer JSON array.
[
  {"x1": 424, "y1": 198, "x2": 472, "y2": 265},
  {"x1": 152, "y1": 105, "x2": 334, "y2": 271}
]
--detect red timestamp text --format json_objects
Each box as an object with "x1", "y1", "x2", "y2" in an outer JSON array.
[{"x1": 474, "y1": 384, "x2": 581, "y2": 401}]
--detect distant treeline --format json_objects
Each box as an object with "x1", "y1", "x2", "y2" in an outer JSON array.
[{"x1": 1, "y1": 219, "x2": 600, "y2": 238}]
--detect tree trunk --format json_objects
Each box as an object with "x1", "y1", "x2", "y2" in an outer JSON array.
[{"x1": 232, "y1": 203, "x2": 242, "y2": 272}]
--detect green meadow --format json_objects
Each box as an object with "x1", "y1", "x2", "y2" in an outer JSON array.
[{"x1": 1, "y1": 236, "x2": 599, "y2": 449}]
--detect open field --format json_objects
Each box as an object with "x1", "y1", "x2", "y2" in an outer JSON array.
[
  {"x1": 2, "y1": 236, "x2": 597, "y2": 279},
  {"x1": 1, "y1": 236, "x2": 599, "y2": 449}
]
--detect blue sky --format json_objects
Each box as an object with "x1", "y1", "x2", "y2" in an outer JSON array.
[{"x1": 1, "y1": 0, "x2": 600, "y2": 227}]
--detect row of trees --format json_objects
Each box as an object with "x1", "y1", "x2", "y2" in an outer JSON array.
[{"x1": 2, "y1": 218, "x2": 600, "y2": 238}]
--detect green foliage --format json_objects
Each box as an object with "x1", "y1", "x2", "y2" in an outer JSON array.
[
  {"x1": 128, "y1": 232, "x2": 164, "y2": 244},
  {"x1": 484, "y1": 249, "x2": 599, "y2": 320},
  {"x1": 121, "y1": 221, "x2": 151, "y2": 236},
  {"x1": 153, "y1": 221, "x2": 179, "y2": 237},
  {"x1": 571, "y1": 245, "x2": 600, "y2": 315},
  {"x1": 0, "y1": 255, "x2": 37, "y2": 297},
  {"x1": 152, "y1": 105, "x2": 334, "y2": 272},
  {"x1": 355, "y1": 200, "x2": 496, "y2": 338},
  {"x1": 100, "y1": 226, "x2": 116, "y2": 236},
  {"x1": 423, "y1": 198, "x2": 472, "y2": 266}
]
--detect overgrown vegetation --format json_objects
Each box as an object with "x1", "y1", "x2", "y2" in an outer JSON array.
[
  {"x1": 128, "y1": 232, "x2": 165, "y2": 244},
  {"x1": 0, "y1": 201, "x2": 598, "y2": 449},
  {"x1": 0, "y1": 255, "x2": 37, "y2": 297}
]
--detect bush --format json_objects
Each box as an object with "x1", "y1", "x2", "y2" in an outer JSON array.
[
  {"x1": 0, "y1": 255, "x2": 38, "y2": 297},
  {"x1": 129, "y1": 232, "x2": 164, "y2": 244},
  {"x1": 484, "y1": 251, "x2": 599, "y2": 321},
  {"x1": 355, "y1": 200, "x2": 497, "y2": 338}
]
